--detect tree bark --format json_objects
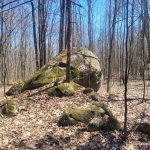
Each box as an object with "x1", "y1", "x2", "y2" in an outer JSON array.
[
  {"x1": 66, "y1": 0, "x2": 72, "y2": 82},
  {"x1": 31, "y1": 1, "x2": 39, "y2": 71},
  {"x1": 59, "y1": 0, "x2": 65, "y2": 52},
  {"x1": 38, "y1": 0, "x2": 46, "y2": 68},
  {"x1": 124, "y1": 0, "x2": 129, "y2": 139},
  {"x1": 107, "y1": 0, "x2": 117, "y2": 93}
]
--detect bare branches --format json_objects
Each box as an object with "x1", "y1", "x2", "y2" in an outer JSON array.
[
  {"x1": 0, "y1": 0, "x2": 33, "y2": 13},
  {"x1": 0, "y1": 0, "x2": 19, "y2": 9}
]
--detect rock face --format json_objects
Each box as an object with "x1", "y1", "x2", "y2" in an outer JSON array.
[
  {"x1": 6, "y1": 48, "x2": 102, "y2": 95},
  {"x1": 57, "y1": 103, "x2": 120, "y2": 131}
]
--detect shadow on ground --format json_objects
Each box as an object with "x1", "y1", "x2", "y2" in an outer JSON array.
[
  {"x1": 35, "y1": 135, "x2": 61, "y2": 150},
  {"x1": 77, "y1": 131, "x2": 124, "y2": 150}
]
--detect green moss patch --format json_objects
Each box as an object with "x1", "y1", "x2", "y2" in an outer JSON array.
[
  {"x1": 58, "y1": 104, "x2": 105, "y2": 126},
  {"x1": 66, "y1": 107, "x2": 95, "y2": 123},
  {"x1": 22, "y1": 66, "x2": 66, "y2": 91},
  {"x1": 47, "y1": 82, "x2": 76, "y2": 97},
  {"x1": 2, "y1": 99, "x2": 17, "y2": 116}
]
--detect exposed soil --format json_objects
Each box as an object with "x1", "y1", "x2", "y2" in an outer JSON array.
[{"x1": 0, "y1": 81, "x2": 150, "y2": 150}]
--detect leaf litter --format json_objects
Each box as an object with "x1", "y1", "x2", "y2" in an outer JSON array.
[{"x1": 0, "y1": 80, "x2": 149, "y2": 150}]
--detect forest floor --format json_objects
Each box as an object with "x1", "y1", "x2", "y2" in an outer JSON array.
[{"x1": 0, "y1": 80, "x2": 150, "y2": 150}]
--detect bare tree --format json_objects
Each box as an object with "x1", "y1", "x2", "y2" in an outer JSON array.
[
  {"x1": 31, "y1": 1, "x2": 39, "y2": 70},
  {"x1": 87, "y1": 0, "x2": 93, "y2": 51},
  {"x1": 38, "y1": 0, "x2": 46, "y2": 68},
  {"x1": 124, "y1": 0, "x2": 129, "y2": 139},
  {"x1": 59, "y1": 0, "x2": 65, "y2": 52},
  {"x1": 66, "y1": 0, "x2": 72, "y2": 82},
  {"x1": 107, "y1": 0, "x2": 118, "y2": 93}
]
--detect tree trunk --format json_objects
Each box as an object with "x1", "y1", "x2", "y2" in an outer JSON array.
[
  {"x1": 66, "y1": 0, "x2": 72, "y2": 82},
  {"x1": 87, "y1": 0, "x2": 93, "y2": 51},
  {"x1": 124, "y1": 0, "x2": 129, "y2": 139},
  {"x1": 59, "y1": 0, "x2": 65, "y2": 52},
  {"x1": 38, "y1": 0, "x2": 46, "y2": 68},
  {"x1": 31, "y1": 1, "x2": 39, "y2": 71},
  {"x1": 107, "y1": 0, "x2": 117, "y2": 93}
]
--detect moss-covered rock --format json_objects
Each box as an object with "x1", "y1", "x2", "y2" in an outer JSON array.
[
  {"x1": 6, "y1": 83, "x2": 24, "y2": 96},
  {"x1": 95, "y1": 103, "x2": 121, "y2": 130},
  {"x1": 2, "y1": 99, "x2": 17, "y2": 116},
  {"x1": 83, "y1": 88, "x2": 99, "y2": 101},
  {"x1": 57, "y1": 103, "x2": 120, "y2": 131},
  {"x1": 57, "y1": 113, "x2": 79, "y2": 126},
  {"x1": 7, "y1": 48, "x2": 102, "y2": 94},
  {"x1": 47, "y1": 82, "x2": 76, "y2": 97},
  {"x1": 22, "y1": 66, "x2": 66, "y2": 91}
]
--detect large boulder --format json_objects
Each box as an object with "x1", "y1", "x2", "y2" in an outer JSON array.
[
  {"x1": 57, "y1": 103, "x2": 120, "y2": 131},
  {"x1": 6, "y1": 48, "x2": 102, "y2": 95}
]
